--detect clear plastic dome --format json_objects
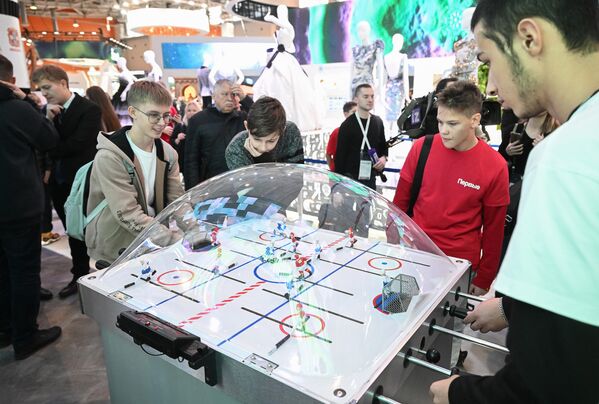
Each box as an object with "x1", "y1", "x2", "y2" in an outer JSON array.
[{"x1": 96, "y1": 163, "x2": 462, "y2": 402}]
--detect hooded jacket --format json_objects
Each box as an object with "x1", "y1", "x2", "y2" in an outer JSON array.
[
  {"x1": 0, "y1": 85, "x2": 59, "y2": 227},
  {"x1": 85, "y1": 127, "x2": 184, "y2": 262}
]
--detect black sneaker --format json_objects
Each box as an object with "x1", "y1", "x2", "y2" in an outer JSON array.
[
  {"x1": 40, "y1": 287, "x2": 53, "y2": 301},
  {"x1": 58, "y1": 280, "x2": 78, "y2": 299},
  {"x1": 14, "y1": 327, "x2": 62, "y2": 360}
]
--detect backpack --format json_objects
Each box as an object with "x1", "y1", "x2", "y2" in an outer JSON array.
[{"x1": 64, "y1": 160, "x2": 134, "y2": 241}]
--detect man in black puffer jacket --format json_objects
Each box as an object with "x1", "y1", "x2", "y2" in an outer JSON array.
[
  {"x1": 0, "y1": 54, "x2": 62, "y2": 360},
  {"x1": 184, "y1": 79, "x2": 253, "y2": 190}
]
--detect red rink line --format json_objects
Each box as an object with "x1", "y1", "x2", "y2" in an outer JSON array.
[{"x1": 179, "y1": 280, "x2": 266, "y2": 326}]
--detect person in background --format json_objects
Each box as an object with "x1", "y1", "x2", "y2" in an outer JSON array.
[
  {"x1": 334, "y1": 84, "x2": 388, "y2": 190},
  {"x1": 184, "y1": 79, "x2": 253, "y2": 189},
  {"x1": 32, "y1": 65, "x2": 102, "y2": 299},
  {"x1": 85, "y1": 86, "x2": 121, "y2": 133},
  {"x1": 326, "y1": 101, "x2": 357, "y2": 171},
  {"x1": 225, "y1": 96, "x2": 304, "y2": 169},
  {"x1": 170, "y1": 99, "x2": 202, "y2": 175}
]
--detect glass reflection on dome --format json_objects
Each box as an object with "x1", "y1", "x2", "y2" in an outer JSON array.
[{"x1": 97, "y1": 163, "x2": 459, "y2": 403}]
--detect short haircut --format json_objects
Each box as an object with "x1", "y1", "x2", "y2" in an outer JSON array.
[
  {"x1": 435, "y1": 77, "x2": 458, "y2": 95},
  {"x1": 0, "y1": 54, "x2": 13, "y2": 82},
  {"x1": 354, "y1": 83, "x2": 373, "y2": 98},
  {"x1": 472, "y1": 0, "x2": 599, "y2": 56},
  {"x1": 213, "y1": 79, "x2": 234, "y2": 92},
  {"x1": 436, "y1": 80, "x2": 483, "y2": 117},
  {"x1": 247, "y1": 96, "x2": 286, "y2": 138},
  {"x1": 31, "y1": 65, "x2": 69, "y2": 85},
  {"x1": 342, "y1": 101, "x2": 357, "y2": 114},
  {"x1": 127, "y1": 80, "x2": 172, "y2": 107}
]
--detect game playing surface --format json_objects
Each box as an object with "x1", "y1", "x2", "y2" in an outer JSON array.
[{"x1": 88, "y1": 218, "x2": 467, "y2": 403}]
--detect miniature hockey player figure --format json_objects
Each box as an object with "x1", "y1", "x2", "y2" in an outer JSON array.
[
  {"x1": 274, "y1": 221, "x2": 287, "y2": 237},
  {"x1": 294, "y1": 254, "x2": 310, "y2": 281},
  {"x1": 313, "y1": 241, "x2": 323, "y2": 260},
  {"x1": 262, "y1": 242, "x2": 278, "y2": 264},
  {"x1": 212, "y1": 244, "x2": 223, "y2": 275},
  {"x1": 290, "y1": 232, "x2": 299, "y2": 253},
  {"x1": 347, "y1": 227, "x2": 358, "y2": 248},
  {"x1": 210, "y1": 227, "x2": 220, "y2": 246},
  {"x1": 140, "y1": 260, "x2": 152, "y2": 275}
]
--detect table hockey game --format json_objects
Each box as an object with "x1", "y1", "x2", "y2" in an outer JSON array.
[{"x1": 78, "y1": 165, "x2": 471, "y2": 404}]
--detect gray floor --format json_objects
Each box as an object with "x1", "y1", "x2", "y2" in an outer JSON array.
[{"x1": 0, "y1": 248, "x2": 110, "y2": 404}]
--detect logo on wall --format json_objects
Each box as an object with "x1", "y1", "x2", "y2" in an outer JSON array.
[{"x1": 7, "y1": 27, "x2": 21, "y2": 49}]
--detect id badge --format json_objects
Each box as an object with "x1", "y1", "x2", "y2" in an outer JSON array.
[{"x1": 358, "y1": 158, "x2": 372, "y2": 180}]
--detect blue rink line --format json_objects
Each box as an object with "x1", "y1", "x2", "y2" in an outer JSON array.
[
  {"x1": 216, "y1": 241, "x2": 381, "y2": 347},
  {"x1": 142, "y1": 227, "x2": 321, "y2": 311}
]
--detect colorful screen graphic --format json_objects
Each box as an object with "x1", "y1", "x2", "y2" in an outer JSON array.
[
  {"x1": 35, "y1": 41, "x2": 112, "y2": 59},
  {"x1": 161, "y1": 42, "x2": 273, "y2": 70},
  {"x1": 290, "y1": 0, "x2": 476, "y2": 64}
]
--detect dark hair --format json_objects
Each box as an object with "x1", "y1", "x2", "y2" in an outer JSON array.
[
  {"x1": 437, "y1": 80, "x2": 483, "y2": 116},
  {"x1": 435, "y1": 77, "x2": 458, "y2": 95},
  {"x1": 0, "y1": 54, "x2": 13, "y2": 82},
  {"x1": 342, "y1": 101, "x2": 357, "y2": 114},
  {"x1": 247, "y1": 96, "x2": 286, "y2": 138},
  {"x1": 32, "y1": 65, "x2": 69, "y2": 85},
  {"x1": 354, "y1": 83, "x2": 373, "y2": 98},
  {"x1": 85, "y1": 86, "x2": 121, "y2": 132},
  {"x1": 127, "y1": 80, "x2": 172, "y2": 107},
  {"x1": 472, "y1": 0, "x2": 599, "y2": 56}
]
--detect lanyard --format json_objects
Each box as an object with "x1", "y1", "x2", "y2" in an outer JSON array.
[{"x1": 355, "y1": 112, "x2": 372, "y2": 150}]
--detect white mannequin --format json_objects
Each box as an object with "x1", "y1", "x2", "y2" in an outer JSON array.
[
  {"x1": 384, "y1": 34, "x2": 410, "y2": 104},
  {"x1": 208, "y1": 48, "x2": 244, "y2": 86},
  {"x1": 351, "y1": 21, "x2": 385, "y2": 107},
  {"x1": 116, "y1": 57, "x2": 136, "y2": 102},
  {"x1": 264, "y1": 4, "x2": 296, "y2": 53},
  {"x1": 383, "y1": 33, "x2": 410, "y2": 132},
  {"x1": 252, "y1": 3, "x2": 324, "y2": 131},
  {"x1": 143, "y1": 50, "x2": 162, "y2": 82}
]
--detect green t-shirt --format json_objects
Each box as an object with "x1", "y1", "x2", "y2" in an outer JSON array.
[{"x1": 496, "y1": 92, "x2": 599, "y2": 326}]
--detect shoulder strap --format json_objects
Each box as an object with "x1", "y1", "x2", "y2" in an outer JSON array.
[{"x1": 407, "y1": 135, "x2": 434, "y2": 217}]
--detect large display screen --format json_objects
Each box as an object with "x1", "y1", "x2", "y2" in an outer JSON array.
[
  {"x1": 290, "y1": 0, "x2": 476, "y2": 64},
  {"x1": 161, "y1": 42, "x2": 273, "y2": 70}
]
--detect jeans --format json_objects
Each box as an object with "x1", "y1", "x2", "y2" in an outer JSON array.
[{"x1": 0, "y1": 222, "x2": 41, "y2": 346}]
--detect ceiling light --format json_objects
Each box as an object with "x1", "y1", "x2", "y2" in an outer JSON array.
[
  {"x1": 73, "y1": 20, "x2": 80, "y2": 28},
  {"x1": 107, "y1": 16, "x2": 114, "y2": 21},
  {"x1": 91, "y1": 31, "x2": 97, "y2": 35},
  {"x1": 127, "y1": 7, "x2": 210, "y2": 36},
  {"x1": 79, "y1": 31, "x2": 85, "y2": 34},
  {"x1": 113, "y1": 3, "x2": 120, "y2": 9},
  {"x1": 41, "y1": 31, "x2": 47, "y2": 35},
  {"x1": 29, "y1": 4, "x2": 38, "y2": 10}
]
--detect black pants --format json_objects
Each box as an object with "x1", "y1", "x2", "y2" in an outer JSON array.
[
  {"x1": 41, "y1": 181, "x2": 53, "y2": 233},
  {"x1": 50, "y1": 179, "x2": 90, "y2": 278},
  {"x1": 0, "y1": 222, "x2": 41, "y2": 346}
]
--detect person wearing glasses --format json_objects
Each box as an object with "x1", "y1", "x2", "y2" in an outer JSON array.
[{"x1": 85, "y1": 80, "x2": 184, "y2": 264}]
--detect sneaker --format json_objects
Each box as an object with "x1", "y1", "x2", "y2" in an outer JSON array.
[
  {"x1": 14, "y1": 327, "x2": 62, "y2": 360},
  {"x1": 41, "y1": 232, "x2": 61, "y2": 246}
]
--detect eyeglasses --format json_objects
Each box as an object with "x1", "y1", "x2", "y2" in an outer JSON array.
[{"x1": 132, "y1": 106, "x2": 172, "y2": 124}]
